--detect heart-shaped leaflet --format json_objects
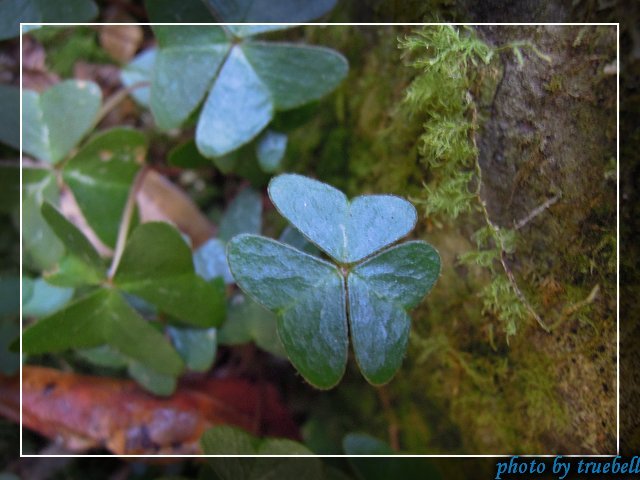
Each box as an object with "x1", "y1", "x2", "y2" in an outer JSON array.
[
  {"x1": 227, "y1": 235, "x2": 440, "y2": 387},
  {"x1": 268, "y1": 174, "x2": 417, "y2": 264},
  {"x1": 227, "y1": 235, "x2": 348, "y2": 389},
  {"x1": 347, "y1": 241, "x2": 440, "y2": 385}
]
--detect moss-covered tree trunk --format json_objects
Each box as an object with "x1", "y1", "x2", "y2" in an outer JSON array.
[{"x1": 475, "y1": 25, "x2": 617, "y2": 453}]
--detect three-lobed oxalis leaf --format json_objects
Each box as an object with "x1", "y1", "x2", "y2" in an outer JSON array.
[
  {"x1": 22, "y1": 80, "x2": 148, "y2": 268},
  {"x1": 148, "y1": 25, "x2": 347, "y2": 158},
  {"x1": 227, "y1": 174, "x2": 441, "y2": 389},
  {"x1": 22, "y1": 202, "x2": 225, "y2": 391}
]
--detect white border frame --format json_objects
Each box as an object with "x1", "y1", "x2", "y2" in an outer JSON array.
[{"x1": 19, "y1": 21, "x2": 621, "y2": 459}]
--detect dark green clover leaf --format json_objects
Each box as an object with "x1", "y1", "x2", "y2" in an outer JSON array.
[
  {"x1": 343, "y1": 433, "x2": 443, "y2": 480},
  {"x1": 167, "y1": 139, "x2": 210, "y2": 169},
  {"x1": 144, "y1": 0, "x2": 214, "y2": 23},
  {"x1": 41, "y1": 202, "x2": 105, "y2": 287},
  {"x1": 150, "y1": 0, "x2": 332, "y2": 38},
  {"x1": 114, "y1": 222, "x2": 225, "y2": 328},
  {"x1": 220, "y1": 293, "x2": 286, "y2": 358},
  {"x1": 22, "y1": 289, "x2": 184, "y2": 377},
  {"x1": 23, "y1": 207, "x2": 227, "y2": 393},
  {"x1": 227, "y1": 174, "x2": 440, "y2": 388},
  {"x1": 202, "y1": 0, "x2": 336, "y2": 23},
  {"x1": 348, "y1": 242, "x2": 440, "y2": 384},
  {"x1": 0, "y1": 0, "x2": 98, "y2": 40},
  {"x1": 62, "y1": 128, "x2": 147, "y2": 248},
  {"x1": 23, "y1": 80, "x2": 101, "y2": 164},
  {"x1": 227, "y1": 235, "x2": 347, "y2": 389},
  {"x1": 201, "y1": 426, "x2": 323, "y2": 478},
  {"x1": 150, "y1": 26, "x2": 347, "y2": 157}
]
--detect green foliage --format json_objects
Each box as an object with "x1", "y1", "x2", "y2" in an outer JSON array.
[
  {"x1": 400, "y1": 26, "x2": 492, "y2": 222},
  {"x1": 22, "y1": 288, "x2": 184, "y2": 376},
  {"x1": 40, "y1": 201, "x2": 104, "y2": 286},
  {"x1": 479, "y1": 276, "x2": 527, "y2": 339},
  {"x1": 342, "y1": 433, "x2": 394, "y2": 455},
  {"x1": 193, "y1": 187, "x2": 285, "y2": 357},
  {"x1": 148, "y1": 26, "x2": 347, "y2": 158},
  {"x1": 201, "y1": 426, "x2": 324, "y2": 479},
  {"x1": 145, "y1": 0, "x2": 337, "y2": 24},
  {"x1": 0, "y1": 85, "x2": 19, "y2": 150},
  {"x1": 227, "y1": 174, "x2": 440, "y2": 388},
  {"x1": 23, "y1": 80, "x2": 101, "y2": 164},
  {"x1": 202, "y1": 0, "x2": 337, "y2": 23},
  {"x1": 167, "y1": 140, "x2": 210, "y2": 169},
  {"x1": 22, "y1": 204, "x2": 226, "y2": 394},
  {"x1": 63, "y1": 128, "x2": 147, "y2": 248},
  {"x1": 229, "y1": 234, "x2": 347, "y2": 388},
  {"x1": 32, "y1": 27, "x2": 112, "y2": 77},
  {"x1": 113, "y1": 222, "x2": 226, "y2": 327},
  {"x1": 220, "y1": 293, "x2": 286, "y2": 358},
  {"x1": 401, "y1": 26, "x2": 533, "y2": 339},
  {"x1": 0, "y1": 276, "x2": 19, "y2": 376},
  {"x1": 0, "y1": 0, "x2": 98, "y2": 40},
  {"x1": 342, "y1": 434, "x2": 443, "y2": 479}
]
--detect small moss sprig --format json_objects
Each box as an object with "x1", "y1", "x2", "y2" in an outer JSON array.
[{"x1": 399, "y1": 26, "x2": 549, "y2": 341}]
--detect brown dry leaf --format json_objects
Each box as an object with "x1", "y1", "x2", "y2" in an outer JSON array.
[
  {"x1": 0, "y1": 366, "x2": 299, "y2": 455},
  {"x1": 138, "y1": 170, "x2": 216, "y2": 248},
  {"x1": 99, "y1": 25, "x2": 143, "y2": 64},
  {"x1": 59, "y1": 187, "x2": 113, "y2": 258}
]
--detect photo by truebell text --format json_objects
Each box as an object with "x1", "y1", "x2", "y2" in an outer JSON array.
[{"x1": 495, "y1": 455, "x2": 640, "y2": 479}]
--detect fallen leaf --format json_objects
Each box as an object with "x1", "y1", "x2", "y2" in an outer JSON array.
[
  {"x1": 137, "y1": 170, "x2": 216, "y2": 248},
  {"x1": 99, "y1": 25, "x2": 143, "y2": 64},
  {"x1": 59, "y1": 187, "x2": 113, "y2": 258},
  {"x1": 0, "y1": 366, "x2": 299, "y2": 455}
]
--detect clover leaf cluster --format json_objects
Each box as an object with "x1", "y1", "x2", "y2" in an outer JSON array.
[
  {"x1": 122, "y1": 24, "x2": 347, "y2": 165},
  {"x1": 227, "y1": 174, "x2": 441, "y2": 389}
]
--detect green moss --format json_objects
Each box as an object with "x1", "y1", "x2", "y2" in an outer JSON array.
[
  {"x1": 544, "y1": 74, "x2": 564, "y2": 93},
  {"x1": 288, "y1": 25, "x2": 614, "y2": 455}
]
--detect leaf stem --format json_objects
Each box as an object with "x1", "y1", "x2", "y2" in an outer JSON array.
[{"x1": 107, "y1": 166, "x2": 148, "y2": 280}]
